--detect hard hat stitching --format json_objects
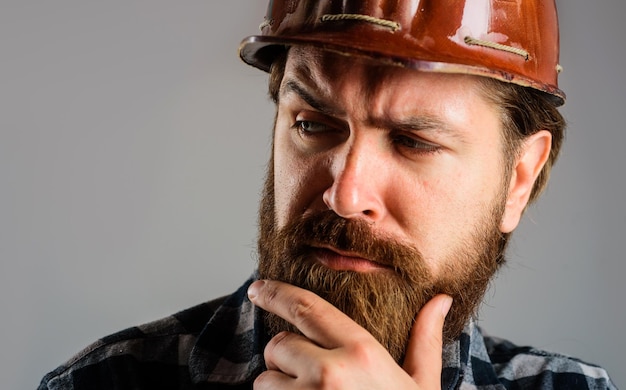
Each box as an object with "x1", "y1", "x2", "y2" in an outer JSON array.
[
  {"x1": 321, "y1": 14, "x2": 401, "y2": 32},
  {"x1": 259, "y1": 18, "x2": 274, "y2": 31},
  {"x1": 464, "y1": 36, "x2": 530, "y2": 61}
]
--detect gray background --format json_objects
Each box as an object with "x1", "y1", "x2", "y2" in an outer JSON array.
[{"x1": 1, "y1": 1, "x2": 624, "y2": 388}]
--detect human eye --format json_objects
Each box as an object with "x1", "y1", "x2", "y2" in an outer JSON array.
[
  {"x1": 294, "y1": 120, "x2": 332, "y2": 136},
  {"x1": 290, "y1": 115, "x2": 347, "y2": 152},
  {"x1": 392, "y1": 133, "x2": 441, "y2": 155}
]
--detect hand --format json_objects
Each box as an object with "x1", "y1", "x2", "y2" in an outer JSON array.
[{"x1": 247, "y1": 279, "x2": 452, "y2": 389}]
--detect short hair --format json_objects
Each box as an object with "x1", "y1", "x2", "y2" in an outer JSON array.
[
  {"x1": 268, "y1": 49, "x2": 566, "y2": 206},
  {"x1": 477, "y1": 78, "x2": 566, "y2": 205}
]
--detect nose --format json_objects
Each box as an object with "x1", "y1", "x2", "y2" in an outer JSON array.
[{"x1": 322, "y1": 139, "x2": 386, "y2": 221}]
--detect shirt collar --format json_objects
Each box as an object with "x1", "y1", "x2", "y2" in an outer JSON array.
[
  {"x1": 442, "y1": 320, "x2": 502, "y2": 389},
  {"x1": 188, "y1": 278, "x2": 267, "y2": 385}
]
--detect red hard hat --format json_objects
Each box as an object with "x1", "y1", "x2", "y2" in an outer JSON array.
[{"x1": 239, "y1": 0, "x2": 565, "y2": 105}]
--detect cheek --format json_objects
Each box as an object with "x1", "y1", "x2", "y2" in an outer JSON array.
[
  {"x1": 273, "y1": 131, "x2": 329, "y2": 229},
  {"x1": 428, "y1": 172, "x2": 495, "y2": 220},
  {"x1": 399, "y1": 167, "x2": 499, "y2": 258},
  {"x1": 273, "y1": 161, "x2": 302, "y2": 228}
]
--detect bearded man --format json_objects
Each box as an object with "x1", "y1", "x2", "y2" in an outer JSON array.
[{"x1": 39, "y1": 1, "x2": 616, "y2": 389}]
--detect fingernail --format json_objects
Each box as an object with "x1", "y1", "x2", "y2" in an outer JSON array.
[
  {"x1": 441, "y1": 296, "x2": 453, "y2": 318},
  {"x1": 247, "y1": 280, "x2": 265, "y2": 301}
]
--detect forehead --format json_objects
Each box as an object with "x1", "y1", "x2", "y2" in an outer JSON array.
[
  {"x1": 281, "y1": 46, "x2": 501, "y2": 132},
  {"x1": 283, "y1": 46, "x2": 403, "y2": 97},
  {"x1": 283, "y1": 45, "x2": 493, "y2": 103}
]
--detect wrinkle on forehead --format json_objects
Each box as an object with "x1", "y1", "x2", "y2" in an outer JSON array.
[
  {"x1": 282, "y1": 46, "x2": 495, "y2": 142},
  {"x1": 283, "y1": 47, "x2": 410, "y2": 124}
]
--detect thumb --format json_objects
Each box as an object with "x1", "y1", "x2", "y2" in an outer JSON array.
[{"x1": 402, "y1": 294, "x2": 453, "y2": 389}]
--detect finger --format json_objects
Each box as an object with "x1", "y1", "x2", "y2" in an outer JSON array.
[
  {"x1": 254, "y1": 369, "x2": 295, "y2": 390},
  {"x1": 403, "y1": 294, "x2": 452, "y2": 389},
  {"x1": 263, "y1": 331, "x2": 322, "y2": 377},
  {"x1": 247, "y1": 279, "x2": 365, "y2": 349}
]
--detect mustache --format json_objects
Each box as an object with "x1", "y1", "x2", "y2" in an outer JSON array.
[{"x1": 278, "y1": 210, "x2": 429, "y2": 277}]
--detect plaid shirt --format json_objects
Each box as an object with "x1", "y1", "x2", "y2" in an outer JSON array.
[{"x1": 39, "y1": 277, "x2": 616, "y2": 389}]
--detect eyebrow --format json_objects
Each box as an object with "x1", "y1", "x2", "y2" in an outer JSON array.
[
  {"x1": 282, "y1": 77, "x2": 462, "y2": 140},
  {"x1": 378, "y1": 115, "x2": 452, "y2": 134},
  {"x1": 281, "y1": 80, "x2": 343, "y2": 117}
]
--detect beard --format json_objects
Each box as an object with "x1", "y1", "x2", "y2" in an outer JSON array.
[{"x1": 257, "y1": 163, "x2": 509, "y2": 363}]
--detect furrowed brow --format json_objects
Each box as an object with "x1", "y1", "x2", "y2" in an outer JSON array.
[
  {"x1": 378, "y1": 115, "x2": 465, "y2": 141},
  {"x1": 281, "y1": 80, "x2": 342, "y2": 117},
  {"x1": 372, "y1": 115, "x2": 443, "y2": 132}
]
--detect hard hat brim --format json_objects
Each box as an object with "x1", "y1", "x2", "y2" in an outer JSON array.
[{"x1": 239, "y1": 35, "x2": 565, "y2": 107}]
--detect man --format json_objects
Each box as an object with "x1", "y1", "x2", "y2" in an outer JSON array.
[{"x1": 39, "y1": 1, "x2": 616, "y2": 389}]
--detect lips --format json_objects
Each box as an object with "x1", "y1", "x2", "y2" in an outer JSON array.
[{"x1": 312, "y1": 246, "x2": 390, "y2": 273}]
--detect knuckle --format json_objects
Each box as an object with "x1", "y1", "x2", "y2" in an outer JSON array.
[
  {"x1": 289, "y1": 291, "x2": 317, "y2": 325},
  {"x1": 264, "y1": 331, "x2": 291, "y2": 363},
  {"x1": 347, "y1": 339, "x2": 378, "y2": 367},
  {"x1": 262, "y1": 281, "x2": 281, "y2": 307},
  {"x1": 427, "y1": 334, "x2": 443, "y2": 352},
  {"x1": 421, "y1": 329, "x2": 443, "y2": 352},
  {"x1": 315, "y1": 361, "x2": 345, "y2": 390},
  {"x1": 307, "y1": 346, "x2": 375, "y2": 390},
  {"x1": 253, "y1": 370, "x2": 273, "y2": 388},
  {"x1": 266, "y1": 331, "x2": 291, "y2": 352}
]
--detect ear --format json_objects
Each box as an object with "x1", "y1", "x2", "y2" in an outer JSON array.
[{"x1": 500, "y1": 130, "x2": 552, "y2": 233}]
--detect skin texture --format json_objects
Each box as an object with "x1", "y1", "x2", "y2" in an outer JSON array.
[{"x1": 251, "y1": 47, "x2": 552, "y2": 389}]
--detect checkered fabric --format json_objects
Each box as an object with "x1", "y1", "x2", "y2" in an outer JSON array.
[{"x1": 38, "y1": 277, "x2": 616, "y2": 389}]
